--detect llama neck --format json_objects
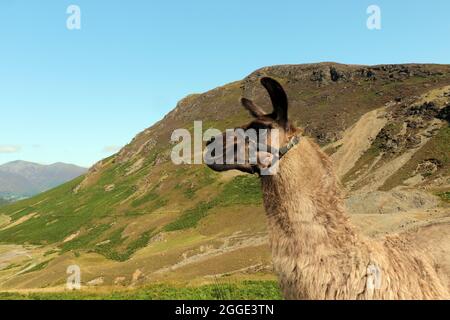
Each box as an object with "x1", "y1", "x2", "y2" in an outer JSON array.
[
  {"x1": 261, "y1": 138, "x2": 357, "y2": 244},
  {"x1": 260, "y1": 139, "x2": 364, "y2": 298}
]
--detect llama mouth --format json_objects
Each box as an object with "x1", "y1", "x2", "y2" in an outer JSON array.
[
  {"x1": 204, "y1": 140, "x2": 284, "y2": 175},
  {"x1": 204, "y1": 148, "x2": 257, "y2": 174},
  {"x1": 207, "y1": 162, "x2": 257, "y2": 174}
]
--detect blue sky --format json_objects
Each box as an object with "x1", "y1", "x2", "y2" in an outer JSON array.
[{"x1": 1, "y1": 0, "x2": 450, "y2": 167}]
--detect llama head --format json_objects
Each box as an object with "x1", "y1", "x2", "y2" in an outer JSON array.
[{"x1": 204, "y1": 77, "x2": 300, "y2": 175}]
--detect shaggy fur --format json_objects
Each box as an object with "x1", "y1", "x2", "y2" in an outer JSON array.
[{"x1": 261, "y1": 137, "x2": 449, "y2": 299}]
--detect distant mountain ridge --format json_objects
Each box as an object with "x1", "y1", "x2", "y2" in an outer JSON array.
[{"x1": 0, "y1": 160, "x2": 87, "y2": 198}]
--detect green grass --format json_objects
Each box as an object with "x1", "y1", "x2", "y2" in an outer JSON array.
[
  {"x1": 95, "y1": 229, "x2": 154, "y2": 262},
  {"x1": 93, "y1": 227, "x2": 127, "y2": 260},
  {"x1": 219, "y1": 175, "x2": 262, "y2": 206},
  {"x1": 131, "y1": 191, "x2": 168, "y2": 213},
  {"x1": 0, "y1": 281, "x2": 281, "y2": 300},
  {"x1": 164, "y1": 175, "x2": 262, "y2": 232},
  {"x1": 183, "y1": 188, "x2": 196, "y2": 199},
  {"x1": 131, "y1": 191, "x2": 159, "y2": 208},
  {"x1": 432, "y1": 126, "x2": 450, "y2": 164},
  {"x1": 164, "y1": 200, "x2": 219, "y2": 232},
  {"x1": 177, "y1": 167, "x2": 218, "y2": 200},
  {"x1": 121, "y1": 230, "x2": 154, "y2": 259},
  {"x1": 60, "y1": 224, "x2": 111, "y2": 252},
  {"x1": 0, "y1": 177, "x2": 93, "y2": 244},
  {"x1": 437, "y1": 191, "x2": 450, "y2": 203}
]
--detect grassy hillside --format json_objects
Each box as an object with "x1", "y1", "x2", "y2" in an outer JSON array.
[{"x1": 0, "y1": 63, "x2": 449, "y2": 293}]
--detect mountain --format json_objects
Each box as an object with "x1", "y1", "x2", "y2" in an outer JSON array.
[
  {"x1": 0, "y1": 161, "x2": 87, "y2": 198},
  {"x1": 0, "y1": 63, "x2": 449, "y2": 292}
]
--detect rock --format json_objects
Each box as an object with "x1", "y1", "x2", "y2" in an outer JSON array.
[
  {"x1": 96, "y1": 239, "x2": 111, "y2": 246},
  {"x1": 403, "y1": 174, "x2": 425, "y2": 186},
  {"x1": 415, "y1": 159, "x2": 441, "y2": 176},
  {"x1": 87, "y1": 277, "x2": 104, "y2": 286},
  {"x1": 310, "y1": 69, "x2": 328, "y2": 83},
  {"x1": 114, "y1": 276, "x2": 127, "y2": 285},
  {"x1": 104, "y1": 184, "x2": 115, "y2": 192},
  {"x1": 132, "y1": 269, "x2": 143, "y2": 284},
  {"x1": 330, "y1": 67, "x2": 346, "y2": 82},
  {"x1": 406, "y1": 102, "x2": 440, "y2": 120},
  {"x1": 154, "y1": 153, "x2": 169, "y2": 166},
  {"x1": 405, "y1": 135, "x2": 421, "y2": 148},
  {"x1": 149, "y1": 233, "x2": 165, "y2": 243},
  {"x1": 362, "y1": 69, "x2": 376, "y2": 79},
  {"x1": 437, "y1": 104, "x2": 450, "y2": 122},
  {"x1": 63, "y1": 231, "x2": 80, "y2": 243}
]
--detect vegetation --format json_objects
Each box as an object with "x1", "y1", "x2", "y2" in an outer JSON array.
[
  {"x1": 165, "y1": 175, "x2": 261, "y2": 231},
  {"x1": 219, "y1": 175, "x2": 262, "y2": 206},
  {"x1": 92, "y1": 227, "x2": 127, "y2": 260},
  {"x1": 381, "y1": 125, "x2": 450, "y2": 190},
  {"x1": 0, "y1": 157, "x2": 161, "y2": 260},
  {"x1": 23, "y1": 260, "x2": 51, "y2": 274},
  {"x1": 131, "y1": 191, "x2": 160, "y2": 207},
  {"x1": 95, "y1": 229, "x2": 154, "y2": 261},
  {"x1": 437, "y1": 191, "x2": 450, "y2": 203},
  {"x1": 60, "y1": 224, "x2": 111, "y2": 252},
  {"x1": 0, "y1": 281, "x2": 281, "y2": 300}
]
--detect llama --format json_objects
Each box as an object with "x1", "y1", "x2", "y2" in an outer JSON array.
[{"x1": 205, "y1": 77, "x2": 450, "y2": 300}]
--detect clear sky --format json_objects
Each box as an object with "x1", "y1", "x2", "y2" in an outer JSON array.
[{"x1": 1, "y1": 0, "x2": 450, "y2": 167}]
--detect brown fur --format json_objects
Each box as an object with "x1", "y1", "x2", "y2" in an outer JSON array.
[{"x1": 261, "y1": 138, "x2": 449, "y2": 299}]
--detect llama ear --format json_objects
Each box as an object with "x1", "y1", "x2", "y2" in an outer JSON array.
[
  {"x1": 260, "y1": 77, "x2": 288, "y2": 127},
  {"x1": 241, "y1": 98, "x2": 266, "y2": 118}
]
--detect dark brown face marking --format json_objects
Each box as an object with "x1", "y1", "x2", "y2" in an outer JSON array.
[{"x1": 205, "y1": 77, "x2": 299, "y2": 175}]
